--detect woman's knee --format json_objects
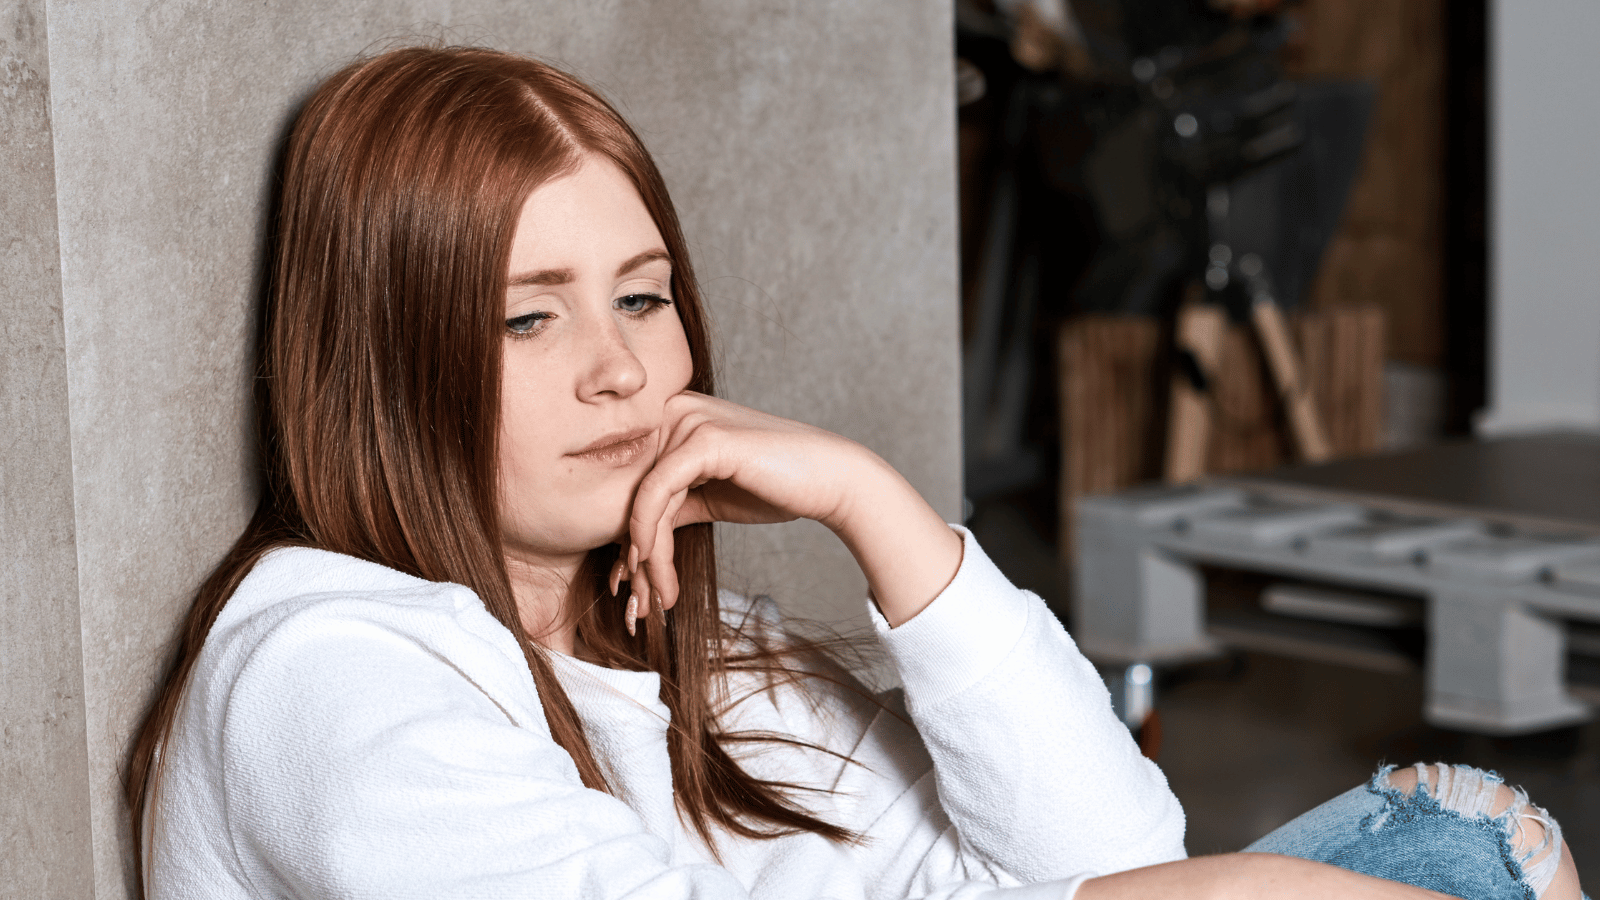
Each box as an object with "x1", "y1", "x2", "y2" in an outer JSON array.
[{"x1": 1382, "y1": 763, "x2": 1580, "y2": 900}]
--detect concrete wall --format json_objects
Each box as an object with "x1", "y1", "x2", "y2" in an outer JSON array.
[
  {"x1": 0, "y1": 1, "x2": 94, "y2": 896},
  {"x1": 1480, "y1": 0, "x2": 1600, "y2": 435},
  {"x1": 0, "y1": 2, "x2": 960, "y2": 896}
]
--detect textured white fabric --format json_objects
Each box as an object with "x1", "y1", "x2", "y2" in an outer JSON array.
[{"x1": 147, "y1": 527, "x2": 1186, "y2": 899}]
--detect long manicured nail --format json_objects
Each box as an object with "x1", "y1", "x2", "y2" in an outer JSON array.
[
  {"x1": 625, "y1": 594, "x2": 639, "y2": 637},
  {"x1": 653, "y1": 591, "x2": 663, "y2": 614},
  {"x1": 609, "y1": 559, "x2": 623, "y2": 597},
  {"x1": 627, "y1": 544, "x2": 638, "y2": 575}
]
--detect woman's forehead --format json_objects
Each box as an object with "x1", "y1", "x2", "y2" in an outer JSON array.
[{"x1": 507, "y1": 158, "x2": 667, "y2": 277}]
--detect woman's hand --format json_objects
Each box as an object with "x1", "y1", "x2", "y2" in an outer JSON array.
[{"x1": 617, "y1": 391, "x2": 962, "y2": 628}]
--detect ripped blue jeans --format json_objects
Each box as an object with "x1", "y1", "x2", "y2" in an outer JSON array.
[{"x1": 1245, "y1": 763, "x2": 1579, "y2": 900}]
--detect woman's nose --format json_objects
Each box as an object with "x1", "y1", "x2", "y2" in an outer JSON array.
[{"x1": 577, "y1": 318, "x2": 647, "y2": 400}]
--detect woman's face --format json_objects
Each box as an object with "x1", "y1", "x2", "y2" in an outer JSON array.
[{"x1": 496, "y1": 156, "x2": 693, "y2": 575}]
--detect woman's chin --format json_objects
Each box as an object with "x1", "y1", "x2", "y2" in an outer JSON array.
[
  {"x1": 601, "y1": 522, "x2": 630, "y2": 550},
  {"x1": 589, "y1": 506, "x2": 634, "y2": 552},
  {"x1": 498, "y1": 505, "x2": 633, "y2": 563}
]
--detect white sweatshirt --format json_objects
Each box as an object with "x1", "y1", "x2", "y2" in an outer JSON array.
[{"x1": 147, "y1": 527, "x2": 1185, "y2": 899}]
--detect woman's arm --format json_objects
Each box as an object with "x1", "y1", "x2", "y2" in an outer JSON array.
[
  {"x1": 621, "y1": 397, "x2": 1468, "y2": 896},
  {"x1": 625, "y1": 393, "x2": 1185, "y2": 881},
  {"x1": 1078, "y1": 854, "x2": 1457, "y2": 900},
  {"x1": 826, "y1": 450, "x2": 965, "y2": 625},
  {"x1": 865, "y1": 525, "x2": 1188, "y2": 882}
]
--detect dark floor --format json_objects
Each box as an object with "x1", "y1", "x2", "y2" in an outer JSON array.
[
  {"x1": 1160, "y1": 652, "x2": 1600, "y2": 863},
  {"x1": 969, "y1": 495, "x2": 1600, "y2": 883}
]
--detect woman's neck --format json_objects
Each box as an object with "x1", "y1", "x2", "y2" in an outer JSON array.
[{"x1": 504, "y1": 552, "x2": 586, "y2": 656}]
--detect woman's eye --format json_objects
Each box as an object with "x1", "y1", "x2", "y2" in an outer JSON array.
[
  {"x1": 505, "y1": 311, "x2": 551, "y2": 336},
  {"x1": 616, "y1": 293, "x2": 671, "y2": 315}
]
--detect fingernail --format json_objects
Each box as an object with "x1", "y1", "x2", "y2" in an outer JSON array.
[
  {"x1": 625, "y1": 594, "x2": 639, "y2": 637},
  {"x1": 609, "y1": 560, "x2": 622, "y2": 597},
  {"x1": 627, "y1": 544, "x2": 638, "y2": 575},
  {"x1": 652, "y1": 591, "x2": 663, "y2": 614}
]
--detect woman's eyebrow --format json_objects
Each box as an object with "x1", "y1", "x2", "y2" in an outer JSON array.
[
  {"x1": 508, "y1": 268, "x2": 574, "y2": 287},
  {"x1": 616, "y1": 249, "x2": 671, "y2": 278},
  {"x1": 507, "y1": 251, "x2": 669, "y2": 289}
]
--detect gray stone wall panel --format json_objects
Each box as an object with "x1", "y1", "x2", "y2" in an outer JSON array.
[{"x1": 0, "y1": 0, "x2": 95, "y2": 896}]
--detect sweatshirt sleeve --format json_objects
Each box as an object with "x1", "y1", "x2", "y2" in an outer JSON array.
[{"x1": 870, "y1": 526, "x2": 1187, "y2": 885}]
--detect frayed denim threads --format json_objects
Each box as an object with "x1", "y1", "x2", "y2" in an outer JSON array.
[
  {"x1": 1374, "y1": 763, "x2": 1562, "y2": 898},
  {"x1": 1244, "y1": 763, "x2": 1572, "y2": 900}
]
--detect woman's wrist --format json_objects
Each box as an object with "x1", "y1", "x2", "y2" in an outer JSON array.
[{"x1": 827, "y1": 452, "x2": 963, "y2": 627}]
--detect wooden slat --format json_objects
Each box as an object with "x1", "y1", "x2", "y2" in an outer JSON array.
[
  {"x1": 1285, "y1": 0, "x2": 1445, "y2": 368},
  {"x1": 1207, "y1": 324, "x2": 1285, "y2": 475},
  {"x1": 1297, "y1": 305, "x2": 1386, "y2": 456},
  {"x1": 1057, "y1": 315, "x2": 1162, "y2": 558}
]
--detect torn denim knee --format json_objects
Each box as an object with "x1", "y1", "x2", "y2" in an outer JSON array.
[{"x1": 1370, "y1": 762, "x2": 1564, "y2": 899}]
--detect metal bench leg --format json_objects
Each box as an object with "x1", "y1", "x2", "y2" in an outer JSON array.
[{"x1": 1426, "y1": 588, "x2": 1589, "y2": 734}]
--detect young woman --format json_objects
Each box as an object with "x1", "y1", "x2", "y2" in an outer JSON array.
[{"x1": 130, "y1": 45, "x2": 1582, "y2": 900}]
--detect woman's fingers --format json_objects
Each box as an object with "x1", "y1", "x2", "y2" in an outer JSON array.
[
  {"x1": 608, "y1": 555, "x2": 626, "y2": 599},
  {"x1": 617, "y1": 488, "x2": 686, "y2": 637},
  {"x1": 624, "y1": 564, "x2": 649, "y2": 637},
  {"x1": 642, "y1": 490, "x2": 687, "y2": 612},
  {"x1": 628, "y1": 427, "x2": 731, "y2": 571}
]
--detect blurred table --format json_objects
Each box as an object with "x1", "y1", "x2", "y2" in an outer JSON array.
[{"x1": 1075, "y1": 433, "x2": 1600, "y2": 735}]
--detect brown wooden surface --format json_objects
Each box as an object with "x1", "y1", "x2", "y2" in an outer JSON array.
[
  {"x1": 1283, "y1": 0, "x2": 1445, "y2": 367},
  {"x1": 1058, "y1": 306, "x2": 1385, "y2": 559},
  {"x1": 1297, "y1": 304, "x2": 1386, "y2": 456},
  {"x1": 1206, "y1": 324, "x2": 1285, "y2": 475},
  {"x1": 1058, "y1": 315, "x2": 1164, "y2": 555}
]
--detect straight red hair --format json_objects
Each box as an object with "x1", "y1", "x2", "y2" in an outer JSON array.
[{"x1": 127, "y1": 46, "x2": 852, "y2": 891}]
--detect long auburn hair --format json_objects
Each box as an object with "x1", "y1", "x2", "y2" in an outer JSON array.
[{"x1": 127, "y1": 45, "x2": 854, "y2": 883}]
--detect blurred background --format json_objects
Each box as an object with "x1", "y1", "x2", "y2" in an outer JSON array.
[{"x1": 955, "y1": 0, "x2": 1600, "y2": 866}]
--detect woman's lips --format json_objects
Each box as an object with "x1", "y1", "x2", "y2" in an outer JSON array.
[{"x1": 569, "y1": 428, "x2": 654, "y2": 466}]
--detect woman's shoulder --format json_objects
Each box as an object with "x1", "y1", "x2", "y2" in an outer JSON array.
[
  {"x1": 224, "y1": 545, "x2": 473, "y2": 618},
  {"x1": 215, "y1": 546, "x2": 503, "y2": 641},
  {"x1": 193, "y1": 546, "x2": 543, "y2": 728}
]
